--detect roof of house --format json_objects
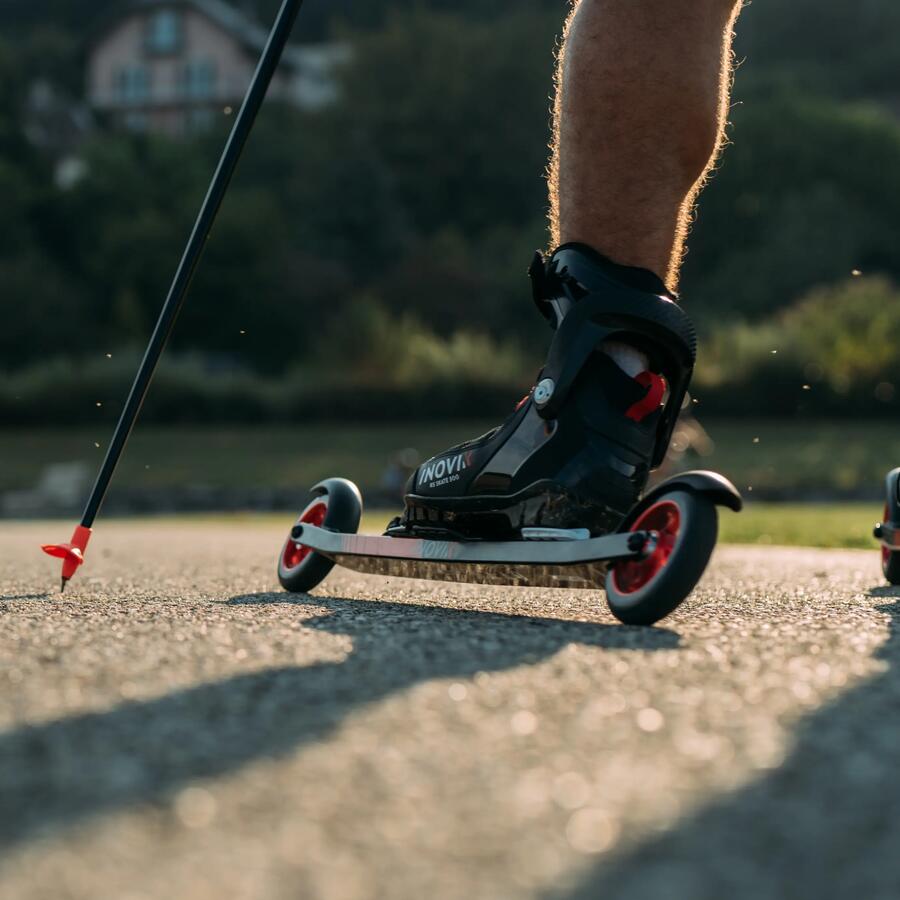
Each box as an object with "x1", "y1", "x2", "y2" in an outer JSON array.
[{"x1": 88, "y1": 0, "x2": 308, "y2": 68}]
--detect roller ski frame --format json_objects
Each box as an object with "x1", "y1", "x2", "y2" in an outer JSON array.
[
  {"x1": 278, "y1": 472, "x2": 742, "y2": 626},
  {"x1": 279, "y1": 245, "x2": 742, "y2": 626},
  {"x1": 875, "y1": 468, "x2": 900, "y2": 585}
]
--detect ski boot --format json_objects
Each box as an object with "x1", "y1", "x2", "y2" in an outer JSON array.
[{"x1": 387, "y1": 243, "x2": 698, "y2": 541}]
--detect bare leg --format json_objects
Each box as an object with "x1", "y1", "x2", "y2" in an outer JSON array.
[{"x1": 549, "y1": 0, "x2": 743, "y2": 291}]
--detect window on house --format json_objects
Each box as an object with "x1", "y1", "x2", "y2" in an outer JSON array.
[
  {"x1": 186, "y1": 108, "x2": 215, "y2": 133},
  {"x1": 114, "y1": 65, "x2": 152, "y2": 103},
  {"x1": 181, "y1": 60, "x2": 217, "y2": 99},
  {"x1": 145, "y1": 10, "x2": 183, "y2": 54},
  {"x1": 122, "y1": 111, "x2": 149, "y2": 132}
]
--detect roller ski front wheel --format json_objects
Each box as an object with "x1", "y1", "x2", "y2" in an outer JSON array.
[{"x1": 276, "y1": 472, "x2": 741, "y2": 625}]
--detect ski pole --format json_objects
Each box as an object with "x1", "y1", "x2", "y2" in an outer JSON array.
[{"x1": 42, "y1": 0, "x2": 306, "y2": 590}]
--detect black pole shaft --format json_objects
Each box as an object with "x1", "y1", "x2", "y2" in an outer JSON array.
[{"x1": 80, "y1": 0, "x2": 304, "y2": 528}]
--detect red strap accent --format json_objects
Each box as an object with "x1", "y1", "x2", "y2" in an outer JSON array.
[{"x1": 626, "y1": 372, "x2": 666, "y2": 423}]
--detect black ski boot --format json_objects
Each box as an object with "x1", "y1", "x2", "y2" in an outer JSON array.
[{"x1": 387, "y1": 243, "x2": 697, "y2": 541}]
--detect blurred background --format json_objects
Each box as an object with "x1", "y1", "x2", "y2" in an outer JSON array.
[{"x1": 1, "y1": 0, "x2": 899, "y2": 532}]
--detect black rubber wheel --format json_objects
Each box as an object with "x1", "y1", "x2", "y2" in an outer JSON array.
[
  {"x1": 278, "y1": 478, "x2": 362, "y2": 593},
  {"x1": 882, "y1": 502, "x2": 900, "y2": 585},
  {"x1": 605, "y1": 489, "x2": 718, "y2": 626}
]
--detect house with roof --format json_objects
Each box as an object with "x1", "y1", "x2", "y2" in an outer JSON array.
[{"x1": 86, "y1": 0, "x2": 349, "y2": 135}]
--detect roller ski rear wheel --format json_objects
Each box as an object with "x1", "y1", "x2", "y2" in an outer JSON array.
[
  {"x1": 606, "y1": 489, "x2": 718, "y2": 625},
  {"x1": 882, "y1": 505, "x2": 900, "y2": 585},
  {"x1": 876, "y1": 469, "x2": 900, "y2": 585}
]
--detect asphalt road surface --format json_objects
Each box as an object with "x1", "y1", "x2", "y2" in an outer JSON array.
[{"x1": 1, "y1": 520, "x2": 898, "y2": 900}]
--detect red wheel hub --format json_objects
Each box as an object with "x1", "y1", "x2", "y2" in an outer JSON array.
[
  {"x1": 282, "y1": 502, "x2": 327, "y2": 569},
  {"x1": 612, "y1": 500, "x2": 681, "y2": 594}
]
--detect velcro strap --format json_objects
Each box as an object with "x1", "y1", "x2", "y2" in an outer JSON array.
[
  {"x1": 529, "y1": 251, "x2": 557, "y2": 325},
  {"x1": 535, "y1": 285, "x2": 696, "y2": 421}
]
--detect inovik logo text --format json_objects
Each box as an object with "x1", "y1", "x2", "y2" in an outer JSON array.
[{"x1": 419, "y1": 453, "x2": 470, "y2": 489}]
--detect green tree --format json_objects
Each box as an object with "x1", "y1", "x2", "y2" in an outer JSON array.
[{"x1": 683, "y1": 93, "x2": 900, "y2": 323}]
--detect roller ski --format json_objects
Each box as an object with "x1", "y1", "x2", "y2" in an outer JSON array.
[
  {"x1": 875, "y1": 468, "x2": 900, "y2": 585},
  {"x1": 279, "y1": 245, "x2": 742, "y2": 626}
]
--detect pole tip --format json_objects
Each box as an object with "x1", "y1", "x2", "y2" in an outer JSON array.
[{"x1": 42, "y1": 525, "x2": 93, "y2": 592}]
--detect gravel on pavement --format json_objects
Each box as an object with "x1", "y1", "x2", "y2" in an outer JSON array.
[{"x1": 1, "y1": 520, "x2": 897, "y2": 900}]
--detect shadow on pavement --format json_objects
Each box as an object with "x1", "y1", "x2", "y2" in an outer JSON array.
[
  {"x1": 553, "y1": 591, "x2": 900, "y2": 900},
  {"x1": 1, "y1": 592, "x2": 678, "y2": 852}
]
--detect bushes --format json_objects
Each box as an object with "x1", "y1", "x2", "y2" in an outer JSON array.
[
  {"x1": 0, "y1": 354, "x2": 276, "y2": 425},
  {"x1": 0, "y1": 303, "x2": 529, "y2": 425},
  {"x1": 683, "y1": 93, "x2": 900, "y2": 325},
  {"x1": 311, "y1": 295, "x2": 527, "y2": 388},
  {"x1": 695, "y1": 276, "x2": 900, "y2": 416},
  {"x1": 8, "y1": 279, "x2": 900, "y2": 424}
]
